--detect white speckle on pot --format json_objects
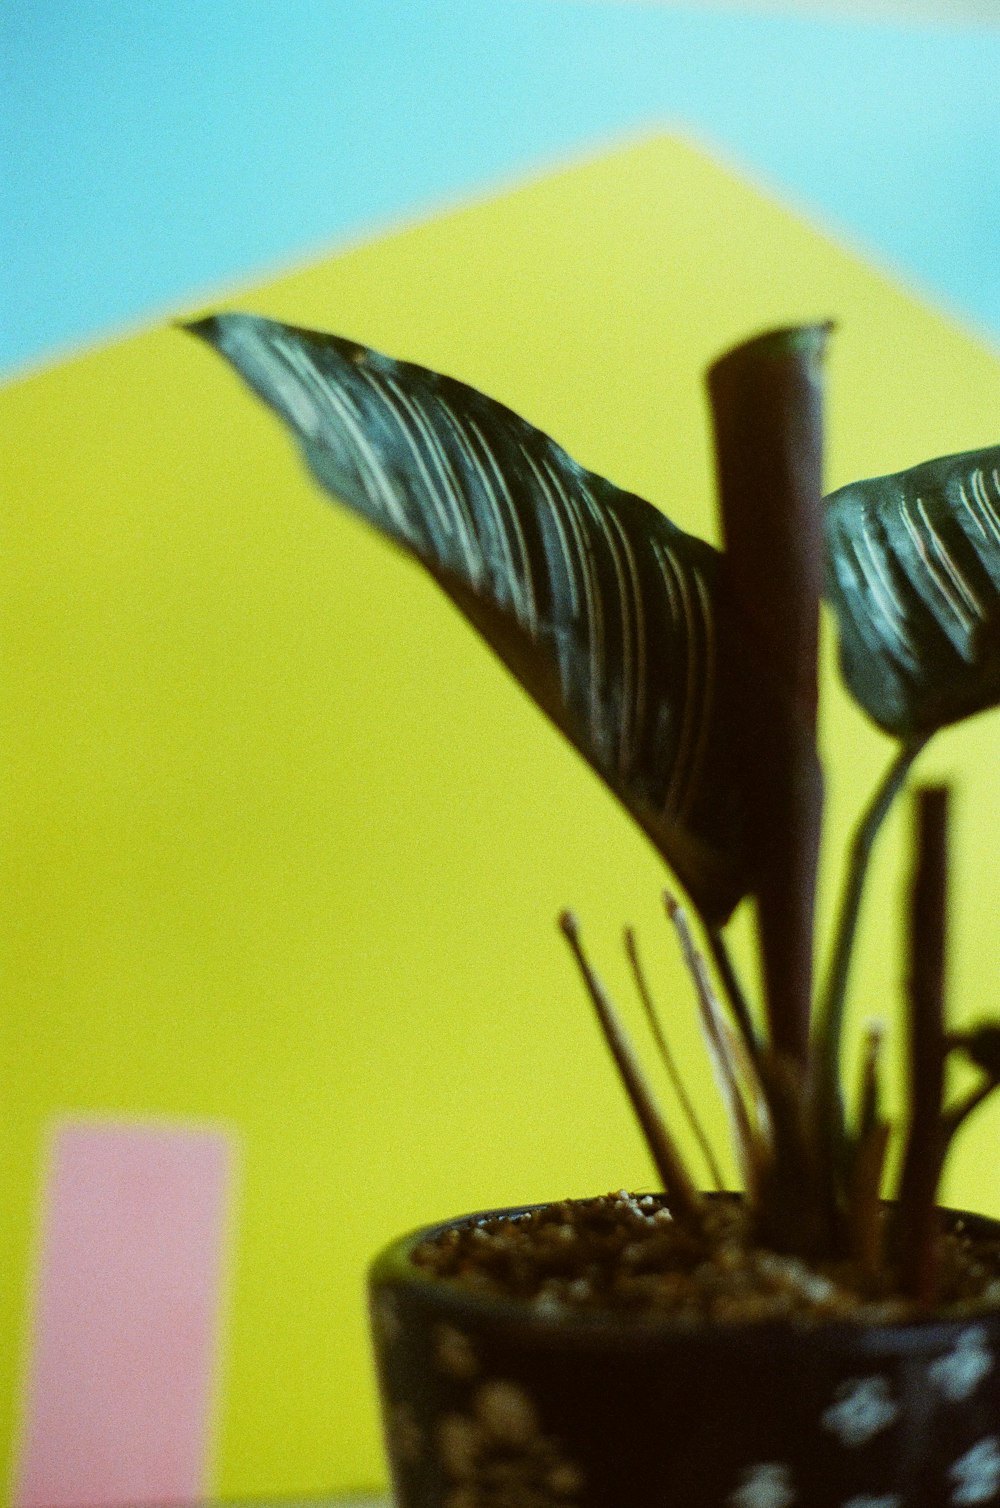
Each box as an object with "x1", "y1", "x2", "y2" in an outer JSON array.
[
  {"x1": 475, "y1": 1379, "x2": 539, "y2": 1446},
  {"x1": 437, "y1": 1381, "x2": 583, "y2": 1505},
  {"x1": 756, "y1": 1253, "x2": 838, "y2": 1306},
  {"x1": 930, "y1": 1328, "x2": 994, "y2": 1402},
  {"x1": 438, "y1": 1412, "x2": 482, "y2": 1480},
  {"x1": 547, "y1": 1461, "x2": 586, "y2": 1496},
  {"x1": 822, "y1": 1377, "x2": 899, "y2": 1447},
  {"x1": 842, "y1": 1496, "x2": 901, "y2": 1508},
  {"x1": 729, "y1": 1462, "x2": 796, "y2": 1508},
  {"x1": 434, "y1": 1323, "x2": 479, "y2": 1379},
  {"x1": 798, "y1": 1271, "x2": 839, "y2": 1305},
  {"x1": 950, "y1": 1436, "x2": 1000, "y2": 1504}
]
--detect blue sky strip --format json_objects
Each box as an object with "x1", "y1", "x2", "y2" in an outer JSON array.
[{"x1": 3, "y1": 0, "x2": 1000, "y2": 376}]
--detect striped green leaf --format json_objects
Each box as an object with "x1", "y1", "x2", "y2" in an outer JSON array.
[
  {"x1": 186, "y1": 313, "x2": 752, "y2": 923},
  {"x1": 825, "y1": 446, "x2": 1000, "y2": 738}
]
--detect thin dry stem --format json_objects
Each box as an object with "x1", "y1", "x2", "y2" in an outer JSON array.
[
  {"x1": 624, "y1": 926, "x2": 726, "y2": 1191},
  {"x1": 664, "y1": 895, "x2": 766, "y2": 1194},
  {"x1": 856, "y1": 1020, "x2": 886, "y2": 1142},
  {"x1": 847, "y1": 1121, "x2": 891, "y2": 1276},
  {"x1": 559, "y1": 912, "x2": 702, "y2": 1222},
  {"x1": 667, "y1": 899, "x2": 771, "y2": 1136},
  {"x1": 703, "y1": 923, "x2": 760, "y2": 1061},
  {"x1": 845, "y1": 1020, "x2": 891, "y2": 1273}
]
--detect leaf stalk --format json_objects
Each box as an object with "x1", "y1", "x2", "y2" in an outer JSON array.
[{"x1": 814, "y1": 737, "x2": 927, "y2": 1148}]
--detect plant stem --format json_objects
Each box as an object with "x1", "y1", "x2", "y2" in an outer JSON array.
[
  {"x1": 625, "y1": 926, "x2": 726, "y2": 1191},
  {"x1": 704, "y1": 921, "x2": 759, "y2": 1063},
  {"x1": 896, "y1": 785, "x2": 949, "y2": 1306},
  {"x1": 855, "y1": 1020, "x2": 886, "y2": 1142},
  {"x1": 846, "y1": 1022, "x2": 890, "y2": 1275},
  {"x1": 666, "y1": 898, "x2": 766, "y2": 1197},
  {"x1": 942, "y1": 1079, "x2": 999, "y2": 1141},
  {"x1": 939, "y1": 1029, "x2": 1000, "y2": 1144},
  {"x1": 814, "y1": 737, "x2": 927, "y2": 1144},
  {"x1": 559, "y1": 912, "x2": 703, "y2": 1223},
  {"x1": 847, "y1": 1122, "x2": 891, "y2": 1276},
  {"x1": 708, "y1": 326, "x2": 830, "y2": 1070}
]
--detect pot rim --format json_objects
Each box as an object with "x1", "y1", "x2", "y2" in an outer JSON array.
[{"x1": 369, "y1": 1194, "x2": 1000, "y2": 1352}]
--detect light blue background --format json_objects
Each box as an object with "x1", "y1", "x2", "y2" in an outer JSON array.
[{"x1": 4, "y1": 0, "x2": 1000, "y2": 377}]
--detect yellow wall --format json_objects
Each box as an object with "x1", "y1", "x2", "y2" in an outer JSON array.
[{"x1": 3, "y1": 134, "x2": 1000, "y2": 1498}]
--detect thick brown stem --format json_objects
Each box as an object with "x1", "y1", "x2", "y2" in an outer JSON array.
[
  {"x1": 896, "y1": 786, "x2": 949, "y2": 1306},
  {"x1": 707, "y1": 326, "x2": 830, "y2": 1069}
]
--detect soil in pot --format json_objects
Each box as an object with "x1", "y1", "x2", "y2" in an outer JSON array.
[
  {"x1": 372, "y1": 1194, "x2": 1000, "y2": 1506},
  {"x1": 411, "y1": 1192, "x2": 1000, "y2": 1327}
]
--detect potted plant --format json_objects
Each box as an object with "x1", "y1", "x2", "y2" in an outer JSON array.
[{"x1": 186, "y1": 313, "x2": 1000, "y2": 1507}]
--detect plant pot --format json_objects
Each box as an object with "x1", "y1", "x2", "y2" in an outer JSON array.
[{"x1": 369, "y1": 1199, "x2": 1000, "y2": 1508}]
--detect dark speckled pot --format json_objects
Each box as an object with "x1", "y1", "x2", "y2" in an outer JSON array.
[{"x1": 369, "y1": 1200, "x2": 1000, "y2": 1508}]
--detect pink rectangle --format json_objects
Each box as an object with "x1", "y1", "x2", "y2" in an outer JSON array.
[{"x1": 15, "y1": 1120, "x2": 235, "y2": 1508}]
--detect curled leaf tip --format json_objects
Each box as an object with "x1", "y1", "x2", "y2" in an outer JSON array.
[{"x1": 179, "y1": 314, "x2": 221, "y2": 341}]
